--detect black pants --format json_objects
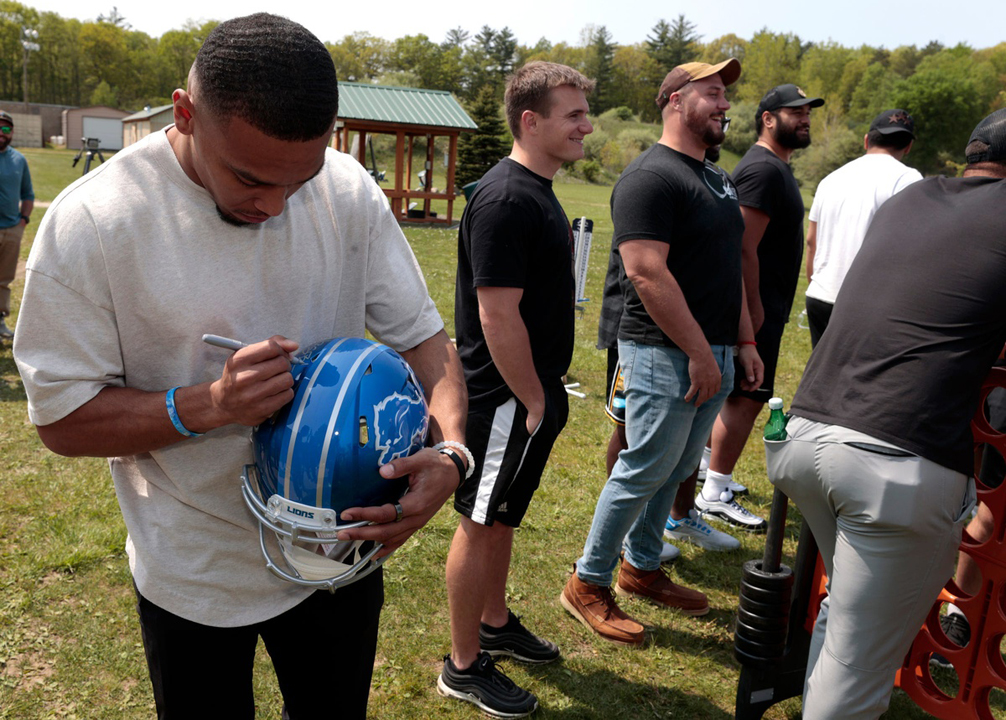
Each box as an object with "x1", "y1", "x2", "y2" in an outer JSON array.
[
  {"x1": 135, "y1": 568, "x2": 383, "y2": 720},
  {"x1": 805, "y1": 296, "x2": 834, "y2": 349}
]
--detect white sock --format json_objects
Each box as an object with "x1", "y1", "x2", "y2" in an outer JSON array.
[
  {"x1": 703, "y1": 470, "x2": 732, "y2": 501},
  {"x1": 699, "y1": 446, "x2": 711, "y2": 474},
  {"x1": 946, "y1": 603, "x2": 965, "y2": 618}
]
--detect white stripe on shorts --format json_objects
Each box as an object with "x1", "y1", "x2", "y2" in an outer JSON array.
[{"x1": 471, "y1": 399, "x2": 517, "y2": 524}]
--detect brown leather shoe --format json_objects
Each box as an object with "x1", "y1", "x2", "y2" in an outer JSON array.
[
  {"x1": 560, "y1": 566, "x2": 645, "y2": 647},
  {"x1": 615, "y1": 560, "x2": 709, "y2": 616}
]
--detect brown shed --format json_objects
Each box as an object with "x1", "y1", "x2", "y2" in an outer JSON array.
[{"x1": 122, "y1": 105, "x2": 174, "y2": 147}]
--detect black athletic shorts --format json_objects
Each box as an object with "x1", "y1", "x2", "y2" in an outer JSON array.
[
  {"x1": 730, "y1": 316, "x2": 785, "y2": 403},
  {"x1": 605, "y1": 348, "x2": 626, "y2": 426},
  {"x1": 454, "y1": 380, "x2": 569, "y2": 527},
  {"x1": 805, "y1": 296, "x2": 834, "y2": 349}
]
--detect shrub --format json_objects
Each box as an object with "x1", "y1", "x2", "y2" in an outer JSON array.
[{"x1": 582, "y1": 129, "x2": 611, "y2": 161}]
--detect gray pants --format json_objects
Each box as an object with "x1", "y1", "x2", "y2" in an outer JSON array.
[{"x1": 767, "y1": 416, "x2": 975, "y2": 720}]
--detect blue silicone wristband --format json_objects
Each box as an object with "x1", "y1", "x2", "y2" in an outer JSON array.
[{"x1": 166, "y1": 386, "x2": 203, "y2": 438}]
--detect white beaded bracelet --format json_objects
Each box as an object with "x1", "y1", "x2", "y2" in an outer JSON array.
[{"x1": 432, "y1": 441, "x2": 475, "y2": 480}]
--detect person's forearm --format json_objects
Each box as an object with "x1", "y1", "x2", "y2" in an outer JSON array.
[
  {"x1": 35, "y1": 383, "x2": 218, "y2": 458},
  {"x1": 481, "y1": 307, "x2": 544, "y2": 414},
  {"x1": 400, "y1": 329, "x2": 468, "y2": 447},
  {"x1": 20, "y1": 199, "x2": 33, "y2": 221},
  {"x1": 806, "y1": 221, "x2": 817, "y2": 283},
  {"x1": 738, "y1": 279, "x2": 755, "y2": 344},
  {"x1": 628, "y1": 263, "x2": 711, "y2": 362}
]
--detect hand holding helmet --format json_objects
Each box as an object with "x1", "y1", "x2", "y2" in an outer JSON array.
[{"x1": 244, "y1": 336, "x2": 431, "y2": 591}]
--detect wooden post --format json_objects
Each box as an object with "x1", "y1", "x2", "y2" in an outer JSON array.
[
  {"x1": 447, "y1": 133, "x2": 458, "y2": 223},
  {"x1": 424, "y1": 134, "x2": 434, "y2": 217}
]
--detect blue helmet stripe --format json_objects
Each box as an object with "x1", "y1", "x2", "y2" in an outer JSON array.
[
  {"x1": 283, "y1": 338, "x2": 352, "y2": 498},
  {"x1": 315, "y1": 342, "x2": 388, "y2": 508}
]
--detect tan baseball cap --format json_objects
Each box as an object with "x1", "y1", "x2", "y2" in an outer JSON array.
[{"x1": 656, "y1": 59, "x2": 741, "y2": 110}]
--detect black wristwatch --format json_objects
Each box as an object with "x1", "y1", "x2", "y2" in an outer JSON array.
[{"x1": 20, "y1": 215, "x2": 29, "y2": 225}]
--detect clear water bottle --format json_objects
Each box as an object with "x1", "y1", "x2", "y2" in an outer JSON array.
[{"x1": 764, "y1": 397, "x2": 788, "y2": 441}]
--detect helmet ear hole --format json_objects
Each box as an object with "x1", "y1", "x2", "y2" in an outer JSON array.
[{"x1": 359, "y1": 416, "x2": 369, "y2": 446}]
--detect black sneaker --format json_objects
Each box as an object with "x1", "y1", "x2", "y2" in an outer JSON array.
[
  {"x1": 479, "y1": 610, "x2": 560, "y2": 664},
  {"x1": 437, "y1": 651, "x2": 538, "y2": 718},
  {"x1": 930, "y1": 612, "x2": 971, "y2": 669}
]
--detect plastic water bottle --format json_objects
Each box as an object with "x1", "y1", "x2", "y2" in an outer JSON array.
[{"x1": 764, "y1": 397, "x2": 788, "y2": 441}]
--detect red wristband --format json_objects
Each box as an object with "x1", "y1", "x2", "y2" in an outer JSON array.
[{"x1": 738, "y1": 341, "x2": 757, "y2": 346}]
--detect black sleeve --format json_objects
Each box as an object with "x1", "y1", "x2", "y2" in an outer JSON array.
[
  {"x1": 611, "y1": 169, "x2": 676, "y2": 247},
  {"x1": 732, "y1": 160, "x2": 780, "y2": 217},
  {"x1": 467, "y1": 198, "x2": 535, "y2": 289}
]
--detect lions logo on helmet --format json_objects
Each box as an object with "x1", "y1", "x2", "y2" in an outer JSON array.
[{"x1": 242, "y1": 337, "x2": 429, "y2": 591}]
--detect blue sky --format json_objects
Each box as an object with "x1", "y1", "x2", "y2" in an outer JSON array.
[{"x1": 28, "y1": 0, "x2": 1005, "y2": 51}]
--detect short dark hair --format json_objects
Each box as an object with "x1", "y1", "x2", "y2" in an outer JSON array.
[
  {"x1": 504, "y1": 61, "x2": 595, "y2": 140},
  {"x1": 192, "y1": 13, "x2": 338, "y2": 141},
  {"x1": 867, "y1": 128, "x2": 912, "y2": 151}
]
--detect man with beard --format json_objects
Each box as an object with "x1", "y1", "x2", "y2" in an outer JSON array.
[
  {"x1": 698, "y1": 84, "x2": 823, "y2": 532},
  {"x1": 562, "y1": 60, "x2": 762, "y2": 646},
  {"x1": 0, "y1": 110, "x2": 33, "y2": 339},
  {"x1": 13, "y1": 14, "x2": 467, "y2": 719}
]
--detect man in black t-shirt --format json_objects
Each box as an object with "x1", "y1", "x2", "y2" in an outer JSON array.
[
  {"x1": 441, "y1": 61, "x2": 594, "y2": 718},
  {"x1": 699, "y1": 84, "x2": 823, "y2": 531},
  {"x1": 768, "y1": 109, "x2": 1006, "y2": 718},
  {"x1": 561, "y1": 60, "x2": 763, "y2": 647}
]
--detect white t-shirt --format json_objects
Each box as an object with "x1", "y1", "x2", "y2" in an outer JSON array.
[
  {"x1": 14, "y1": 129, "x2": 444, "y2": 626},
  {"x1": 806, "y1": 153, "x2": 922, "y2": 303}
]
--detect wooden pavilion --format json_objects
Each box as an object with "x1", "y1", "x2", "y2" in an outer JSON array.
[{"x1": 334, "y1": 82, "x2": 477, "y2": 225}]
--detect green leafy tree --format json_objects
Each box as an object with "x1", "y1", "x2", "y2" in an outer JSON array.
[
  {"x1": 736, "y1": 29, "x2": 803, "y2": 103},
  {"x1": 327, "y1": 32, "x2": 388, "y2": 83},
  {"x1": 890, "y1": 48, "x2": 996, "y2": 173},
  {"x1": 699, "y1": 33, "x2": 747, "y2": 65},
  {"x1": 609, "y1": 44, "x2": 664, "y2": 121},
  {"x1": 457, "y1": 85, "x2": 509, "y2": 187}
]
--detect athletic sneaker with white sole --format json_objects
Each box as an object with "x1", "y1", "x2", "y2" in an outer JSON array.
[
  {"x1": 438, "y1": 651, "x2": 538, "y2": 718},
  {"x1": 664, "y1": 509, "x2": 740, "y2": 551},
  {"x1": 695, "y1": 490, "x2": 766, "y2": 532}
]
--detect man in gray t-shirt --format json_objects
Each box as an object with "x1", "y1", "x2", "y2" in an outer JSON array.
[{"x1": 14, "y1": 14, "x2": 468, "y2": 719}]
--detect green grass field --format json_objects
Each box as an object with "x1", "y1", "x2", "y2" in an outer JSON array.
[{"x1": 0, "y1": 149, "x2": 974, "y2": 719}]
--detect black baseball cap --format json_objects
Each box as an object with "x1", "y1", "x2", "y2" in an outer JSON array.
[
  {"x1": 869, "y1": 109, "x2": 915, "y2": 138},
  {"x1": 0, "y1": 111, "x2": 13, "y2": 127},
  {"x1": 757, "y1": 84, "x2": 824, "y2": 116},
  {"x1": 965, "y1": 109, "x2": 1006, "y2": 164},
  {"x1": 656, "y1": 59, "x2": 741, "y2": 110}
]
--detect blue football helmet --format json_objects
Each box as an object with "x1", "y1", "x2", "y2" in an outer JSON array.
[{"x1": 241, "y1": 337, "x2": 429, "y2": 591}]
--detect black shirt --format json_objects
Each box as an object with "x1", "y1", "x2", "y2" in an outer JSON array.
[
  {"x1": 454, "y1": 158, "x2": 575, "y2": 410},
  {"x1": 732, "y1": 144, "x2": 805, "y2": 323},
  {"x1": 612, "y1": 144, "x2": 744, "y2": 348},
  {"x1": 792, "y1": 176, "x2": 1006, "y2": 475}
]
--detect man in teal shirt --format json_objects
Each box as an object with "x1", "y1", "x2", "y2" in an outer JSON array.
[{"x1": 0, "y1": 109, "x2": 34, "y2": 339}]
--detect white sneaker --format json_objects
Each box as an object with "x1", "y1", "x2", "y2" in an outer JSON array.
[
  {"x1": 623, "y1": 538, "x2": 680, "y2": 564},
  {"x1": 664, "y1": 509, "x2": 740, "y2": 551},
  {"x1": 659, "y1": 542, "x2": 680, "y2": 564},
  {"x1": 695, "y1": 490, "x2": 767, "y2": 532}
]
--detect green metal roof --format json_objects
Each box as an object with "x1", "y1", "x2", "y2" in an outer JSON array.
[{"x1": 337, "y1": 82, "x2": 477, "y2": 131}]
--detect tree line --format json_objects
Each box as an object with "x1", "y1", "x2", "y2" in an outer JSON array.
[{"x1": 2, "y1": 3, "x2": 1003, "y2": 179}]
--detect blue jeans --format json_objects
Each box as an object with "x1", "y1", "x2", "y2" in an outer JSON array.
[{"x1": 576, "y1": 340, "x2": 734, "y2": 586}]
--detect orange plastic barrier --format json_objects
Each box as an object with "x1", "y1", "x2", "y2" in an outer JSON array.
[{"x1": 895, "y1": 367, "x2": 1006, "y2": 719}]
